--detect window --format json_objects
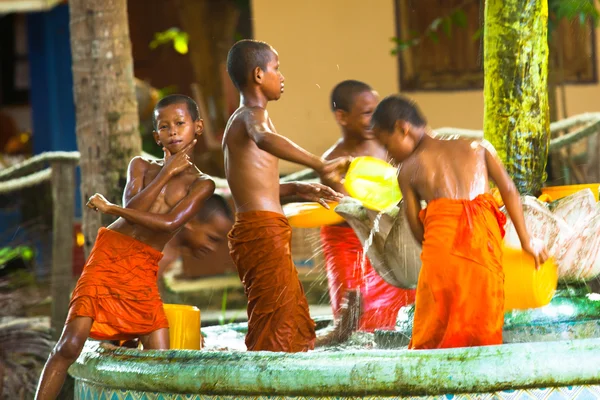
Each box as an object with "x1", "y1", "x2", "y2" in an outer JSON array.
[
  {"x1": 394, "y1": 0, "x2": 598, "y2": 91},
  {"x1": 0, "y1": 13, "x2": 30, "y2": 105}
]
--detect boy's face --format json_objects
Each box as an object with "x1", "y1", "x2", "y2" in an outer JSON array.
[
  {"x1": 339, "y1": 90, "x2": 379, "y2": 139},
  {"x1": 374, "y1": 122, "x2": 415, "y2": 163},
  {"x1": 259, "y1": 50, "x2": 285, "y2": 101},
  {"x1": 179, "y1": 213, "x2": 233, "y2": 257},
  {"x1": 153, "y1": 103, "x2": 203, "y2": 154}
]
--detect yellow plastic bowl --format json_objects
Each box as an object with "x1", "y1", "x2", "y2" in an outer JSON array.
[
  {"x1": 541, "y1": 183, "x2": 599, "y2": 202},
  {"x1": 343, "y1": 156, "x2": 402, "y2": 211},
  {"x1": 163, "y1": 304, "x2": 201, "y2": 350},
  {"x1": 503, "y1": 246, "x2": 558, "y2": 311},
  {"x1": 283, "y1": 201, "x2": 344, "y2": 228}
]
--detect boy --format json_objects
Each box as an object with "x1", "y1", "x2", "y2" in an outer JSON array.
[
  {"x1": 223, "y1": 39, "x2": 351, "y2": 352},
  {"x1": 371, "y1": 95, "x2": 549, "y2": 349},
  {"x1": 159, "y1": 194, "x2": 234, "y2": 278},
  {"x1": 35, "y1": 95, "x2": 214, "y2": 399},
  {"x1": 320, "y1": 80, "x2": 416, "y2": 332}
]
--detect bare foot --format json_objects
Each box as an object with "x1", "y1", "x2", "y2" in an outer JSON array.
[{"x1": 315, "y1": 289, "x2": 361, "y2": 347}]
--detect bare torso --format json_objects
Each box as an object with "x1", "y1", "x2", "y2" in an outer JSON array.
[
  {"x1": 402, "y1": 137, "x2": 490, "y2": 203},
  {"x1": 108, "y1": 161, "x2": 209, "y2": 251},
  {"x1": 223, "y1": 107, "x2": 283, "y2": 214}
]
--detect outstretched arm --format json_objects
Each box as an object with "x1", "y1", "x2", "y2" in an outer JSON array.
[
  {"x1": 245, "y1": 108, "x2": 350, "y2": 182},
  {"x1": 246, "y1": 108, "x2": 325, "y2": 171},
  {"x1": 398, "y1": 168, "x2": 424, "y2": 244},
  {"x1": 280, "y1": 182, "x2": 344, "y2": 208},
  {"x1": 483, "y1": 143, "x2": 548, "y2": 268},
  {"x1": 123, "y1": 140, "x2": 197, "y2": 210},
  {"x1": 89, "y1": 179, "x2": 215, "y2": 233}
]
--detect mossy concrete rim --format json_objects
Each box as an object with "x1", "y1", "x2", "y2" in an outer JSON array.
[{"x1": 70, "y1": 338, "x2": 600, "y2": 396}]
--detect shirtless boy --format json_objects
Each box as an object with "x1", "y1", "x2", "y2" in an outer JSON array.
[
  {"x1": 371, "y1": 95, "x2": 549, "y2": 349},
  {"x1": 35, "y1": 94, "x2": 214, "y2": 399},
  {"x1": 320, "y1": 80, "x2": 415, "y2": 332},
  {"x1": 223, "y1": 39, "x2": 352, "y2": 352}
]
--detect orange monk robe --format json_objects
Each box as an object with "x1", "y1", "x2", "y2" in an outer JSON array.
[
  {"x1": 66, "y1": 228, "x2": 169, "y2": 341},
  {"x1": 321, "y1": 225, "x2": 416, "y2": 332},
  {"x1": 409, "y1": 193, "x2": 507, "y2": 349},
  {"x1": 228, "y1": 211, "x2": 316, "y2": 352}
]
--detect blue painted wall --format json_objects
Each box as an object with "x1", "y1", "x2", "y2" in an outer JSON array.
[{"x1": 27, "y1": 4, "x2": 82, "y2": 218}]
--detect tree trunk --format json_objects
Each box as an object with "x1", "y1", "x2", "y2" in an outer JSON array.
[
  {"x1": 69, "y1": 0, "x2": 141, "y2": 256},
  {"x1": 175, "y1": 0, "x2": 240, "y2": 177},
  {"x1": 50, "y1": 160, "x2": 75, "y2": 339},
  {"x1": 483, "y1": 0, "x2": 550, "y2": 196}
]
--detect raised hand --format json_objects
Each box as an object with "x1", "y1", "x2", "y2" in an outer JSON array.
[
  {"x1": 162, "y1": 139, "x2": 197, "y2": 176},
  {"x1": 86, "y1": 193, "x2": 114, "y2": 214},
  {"x1": 294, "y1": 182, "x2": 344, "y2": 209},
  {"x1": 320, "y1": 156, "x2": 352, "y2": 184}
]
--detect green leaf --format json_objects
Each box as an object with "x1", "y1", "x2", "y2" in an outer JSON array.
[
  {"x1": 472, "y1": 27, "x2": 483, "y2": 41},
  {"x1": 580, "y1": 12, "x2": 587, "y2": 25},
  {"x1": 452, "y1": 9, "x2": 468, "y2": 28},
  {"x1": 428, "y1": 31, "x2": 439, "y2": 43},
  {"x1": 173, "y1": 33, "x2": 189, "y2": 54},
  {"x1": 442, "y1": 17, "x2": 452, "y2": 37}
]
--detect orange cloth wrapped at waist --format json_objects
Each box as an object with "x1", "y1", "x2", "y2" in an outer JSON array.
[
  {"x1": 409, "y1": 193, "x2": 506, "y2": 350},
  {"x1": 228, "y1": 210, "x2": 316, "y2": 352},
  {"x1": 321, "y1": 225, "x2": 415, "y2": 332},
  {"x1": 66, "y1": 228, "x2": 168, "y2": 341}
]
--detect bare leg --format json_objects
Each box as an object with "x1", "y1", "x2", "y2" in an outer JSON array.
[
  {"x1": 139, "y1": 328, "x2": 169, "y2": 350},
  {"x1": 35, "y1": 317, "x2": 93, "y2": 400},
  {"x1": 315, "y1": 289, "x2": 361, "y2": 347}
]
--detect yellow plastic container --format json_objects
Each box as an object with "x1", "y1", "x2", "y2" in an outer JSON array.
[
  {"x1": 163, "y1": 304, "x2": 201, "y2": 350},
  {"x1": 283, "y1": 201, "x2": 345, "y2": 228},
  {"x1": 343, "y1": 156, "x2": 402, "y2": 211},
  {"x1": 541, "y1": 183, "x2": 599, "y2": 202},
  {"x1": 502, "y1": 246, "x2": 558, "y2": 311}
]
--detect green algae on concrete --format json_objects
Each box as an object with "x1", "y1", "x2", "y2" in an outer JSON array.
[
  {"x1": 70, "y1": 338, "x2": 600, "y2": 397},
  {"x1": 483, "y1": 0, "x2": 550, "y2": 196}
]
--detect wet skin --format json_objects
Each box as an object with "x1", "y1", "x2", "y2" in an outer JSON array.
[
  {"x1": 222, "y1": 48, "x2": 349, "y2": 214},
  {"x1": 375, "y1": 121, "x2": 549, "y2": 268}
]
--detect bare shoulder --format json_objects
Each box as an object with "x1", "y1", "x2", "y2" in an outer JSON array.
[
  {"x1": 190, "y1": 173, "x2": 216, "y2": 194},
  {"x1": 225, "y1": 107, "x2": 271, "y2": 143},
  {"x1": 234, "y1": 106, "x2": 269, "y2": 125},
  {"x1": 127, "y1": 155, "x2": 163, "y2": 178},
  {"x1": 322, "y1": 139, "x2": 345, "y2": 160},
  {"x1": 398, "y1": 158, "x2": 416, "y2": 185}
]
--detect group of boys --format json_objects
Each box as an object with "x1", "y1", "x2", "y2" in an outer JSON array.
[{"x1": 35, "y1": 39, "x2": 548, "y2": 399}]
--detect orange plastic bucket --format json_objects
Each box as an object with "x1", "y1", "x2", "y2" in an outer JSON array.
[
  {"x1": 503, "y1": 246, "x2": 558, "y2": 311},
  {"x1": 541, "y1": 184, "x2": 599, "y2": 202},
  {"x1": 343, "y1": 156, "x2": 402, "y2": 211},
  {"x1": 163, "y1": 304, "x2": 202, "y2": 350},
  {"x1": 283, "y1": 201, "x2": 344, "y2": 228}
]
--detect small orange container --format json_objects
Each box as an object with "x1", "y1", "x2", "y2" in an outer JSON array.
[
  {"x1": 503, "y1": 246, "x2": 558, "y2": 311},
  {"x1": 283, "y1": 201, "x2": 344, "y2": 228},
  {"x1": 541, "y1": 184, "x2": 599, "y2": 202},
  {"x1": 163, "y1": 304, "x2": 202, "y2": 350}
]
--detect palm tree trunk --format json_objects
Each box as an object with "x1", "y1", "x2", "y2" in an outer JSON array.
[
  {"x1": 69, "y1": 0, "x2": 142, "y2": 255},
  {"x1": 483, "y1": 0, "x2": 550, "y2": 196}
]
